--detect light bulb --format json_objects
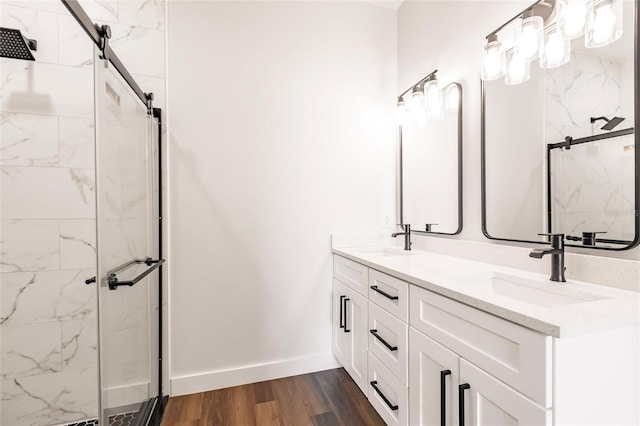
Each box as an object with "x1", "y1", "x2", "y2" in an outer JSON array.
[
  {"x1": 396, "y1": 98, "x2": 408, "y2": 124},
  {"x1": 540, "y1": 26, "x2": 571, "y2": 69},
  {"x1": 560, "y1": 0, "x2": 589, "y2": 39},
  {"x1": 424, "y1": 79, "x2": 443, "y2": 120},
  {"x1": 481, "y1": 35, "x2": 505, "y2": 81},
  {"x1": 444, "y1": 84, "x2": 460, "y2": 113},
  {"x1": 505, "y1": 49, "x2": 530, "y2": 85},
  {"x1": 585, "y1": 0, "x2": 623, "y2": 48},
  {"x1": 410, "y1": 87, "x2": 426, "y2": 124},
  {"x1": 516, "y1": 14, "x2": 543, "y2": 61}
]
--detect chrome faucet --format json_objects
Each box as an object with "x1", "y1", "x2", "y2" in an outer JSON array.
[
  {"x1": 529, "y1": 233, "x2": 566, "y2": 282},
  {"x1": 392, "y1": 224, "x2": 412, "y2": 251}
]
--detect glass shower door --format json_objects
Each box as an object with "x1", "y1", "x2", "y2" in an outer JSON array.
[{"x1": 93, "y1": 48, "x2": 160, "y2": 425}]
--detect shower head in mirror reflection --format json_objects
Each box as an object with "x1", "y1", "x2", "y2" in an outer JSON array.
[
  {"x1": 481, "y1": 0, "x2": 624, "y2": 85},
  {"x1": 396, "y1": 70, "x2": 460, "y2": 125}
]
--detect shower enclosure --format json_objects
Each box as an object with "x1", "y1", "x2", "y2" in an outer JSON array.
[{"x1": 0, "y1": 1, "x2": 166, "y2": 425}]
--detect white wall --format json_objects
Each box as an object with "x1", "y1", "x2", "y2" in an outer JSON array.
[
  {"x1": 167, "y1": 1, "x2": 397, "y2": 393},
  {"x1": 397, "y1": 0, "x2": 640, "y2": 262}
]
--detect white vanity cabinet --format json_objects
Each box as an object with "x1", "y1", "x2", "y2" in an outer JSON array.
[{"x1": 332, "y1": 253, "x2": 639, "y2": 425}]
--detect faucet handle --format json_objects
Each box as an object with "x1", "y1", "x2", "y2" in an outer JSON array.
[{"x1": 424, "y1": 223, "x2": 438, "y2": 232}]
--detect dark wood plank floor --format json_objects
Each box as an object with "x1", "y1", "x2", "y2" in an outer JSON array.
[{"x1": 161, "y1": 368, "x2": 385, "y2": 426}]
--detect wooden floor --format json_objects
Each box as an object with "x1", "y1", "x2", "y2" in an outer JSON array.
[{"x1": 161, "y1": 368, "x2": 385, "y2": 426}]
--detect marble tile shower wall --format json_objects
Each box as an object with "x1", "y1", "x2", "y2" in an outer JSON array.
[
  {"x1": 545, "y1": 51, "x2": 634, "y2": 246},
  {"x1": 0, "y1": 1, "x2": 166, "y2": 425}
]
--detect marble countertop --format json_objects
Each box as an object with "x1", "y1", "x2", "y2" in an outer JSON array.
[{"x1": 332, "y1": 246, "x2": 640, "y2": 338}]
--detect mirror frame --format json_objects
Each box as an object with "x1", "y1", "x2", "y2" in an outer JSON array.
[
  {"x1": 398, "y1": 82, "x2": 463, "y2": 236},
  {"x1": 480, "y1": 0, "x2": 640, "y2": 251}
]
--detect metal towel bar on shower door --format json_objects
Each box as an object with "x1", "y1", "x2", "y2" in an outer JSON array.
[{"x1": 85, "y1": 257, "x2": 165, "y2": 290}]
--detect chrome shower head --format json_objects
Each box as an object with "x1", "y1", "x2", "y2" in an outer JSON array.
[
  {"x1": 0, "y1": 27, "x2": 37, "y2": 61},
  {"x1": 590, "y1": 116, "x2": 625, "y2": 131}
]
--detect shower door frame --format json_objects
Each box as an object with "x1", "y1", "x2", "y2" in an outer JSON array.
[{"x1": 59, "y1": 0, "x2": 167, "y2": 424}]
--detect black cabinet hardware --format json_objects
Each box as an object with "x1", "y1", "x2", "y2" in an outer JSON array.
[
  {"x1": 343, "y1": 298, "x2": 350, "y2": 333},
  {"x1": 370, "y1": 285, "x2": 399, "y2": 300},
  {"x1": 459, "y1": 383, "x2": 470, "y2": 426},
  {"x1": 370, "y1": 381, "x2": 398, "y2": 411},
  {"x1": 339, "y1": 295, "x2": 346, "y2": 328},
  {"x1": 440, "y1": 370, "x2": 451, "y2": 426},
  {"x1": 369, "y1": 329, "x2": 398, "y2": 351}
]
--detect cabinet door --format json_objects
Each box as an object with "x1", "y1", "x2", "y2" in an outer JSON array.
[
  {"x1": 332, "y1": 279, "x2": 348, "y2": 366},
  {"x1": 409, "y1": 328, "x2": 460, "y2": 426},
  {"x1": 459, "y1": 359, "x2": 551, "y2": 426},
  {"x1": 344, "y1": 288, "x2": 369, "y2": 395}
]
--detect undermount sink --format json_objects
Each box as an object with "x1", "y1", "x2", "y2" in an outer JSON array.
[
  {"x1": 465, "y1": 272, "x2": 608, "y2": 308},
  {"x1": 357, "y1": 247, "x2": 415, "y2": 257}
]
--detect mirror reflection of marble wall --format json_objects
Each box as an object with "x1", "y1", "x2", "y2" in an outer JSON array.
[
  {"x1": 401, "y1": 83, "x2": 461, "y2": 234},
  {"x1": 484, "y1": 1, "x2": 636, "y2": 248}
]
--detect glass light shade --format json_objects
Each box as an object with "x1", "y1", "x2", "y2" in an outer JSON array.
[
  {"x1": 410, "y1": 87, "x2": 426, "y2": 124},
  {"x1": 585, "y1": 0, "x2": 623, "y2": 48},
  {"x1": 505, "y1": 49, "x2": 531, "y2": 85},
  {"x1": 481, "y1": 37, "x2": 505, "y2": 81},
  {"x1": 516, "y1": 14, "x2": 544, "y2": 61},
  {"x1": 396, "y1": 98, "x2": 408, "y2": 124},
  {"x1": 558, "y1": 0, "x2": 591, "y2": 39},
  {"x1": 424, "y1": 79, "x2": 443, "y2": 120},
  {"x1": 540, "y1": 26, "x2": 571, "y2": 69},
  {"x1": 444, "y1": 84, "x2": 460, "y2": 113}
]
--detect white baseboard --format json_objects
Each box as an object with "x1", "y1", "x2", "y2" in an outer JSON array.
[{"x1": 170, "y1": 352, "x2": 340, "y2": 396}]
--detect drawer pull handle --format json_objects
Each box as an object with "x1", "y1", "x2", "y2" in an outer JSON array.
[
  {"x1": 370, "y1": 380, "x2": 398, "y2": 411},
  {"x1": 343, "y1": 298, "x2": 350, "y2": 333},
  {"x1": 440, "y1": 370, "x2": 451, "y2": 426},
  {"x1": 339, "y1": 295, "x2": 345, "y2": 328},
  {"x1": 369, "y1": 329, "x2": 398, "y2": 351},
  {"x1": 459, "y1": 383, "x2": 470, "y2": 426},
  {"x1": 370, "y1": 285, "x2": 399, "y2": 300}
]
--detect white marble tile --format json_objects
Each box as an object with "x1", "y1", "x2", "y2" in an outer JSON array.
[
  {"x1": 57, "y1": 13, "x2": 94, "y2": 68},
  {"x1": 0, "y1": 3, "x2": 58, "y2": 64},
  {"x1": 78, "y1": 0, "x2": 119, "y2": 22},
  {"x1": 1, "y1": 269, "x2": 97, "y2": 326},
  {"x1": 0, "y1": 59, "x2": 93, "y2": 118},
  {"x1": 61, "y1": 319, "x2": 97, "y2": 371},
  {"x1": 0, "y1": 219, "x2": 59, "y2": 272},
  {"x1": 118, "y1": 0, "x2": 164, "y2": 30},
  {"x1": 59, "y1": 219, "x2": 97, "y2": 270},
  {"x1": 59, "y1": 116, "x2": 95, "y2": 168},
  {"x1": 103, "y1": 22, "x2": 165, "y2": 78},
  {"x1": 1, "y1": 166, "x2": 95, "y2": 219},
  {"x1": 0, "y1": 322, "x2": 62, "y2": 380},
  {"x1": 1, "y1": 368, "x2": 98, "y2": 425},
  {"x1": 0, "y1": 112, "x2": 58, "y2": 166}
]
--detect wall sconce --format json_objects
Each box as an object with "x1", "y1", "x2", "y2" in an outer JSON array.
[
  {"x1": 396, "y1": 70, "x2": 452, "y2": 125},
  {"x1": 480, "y1": 0, "x2": 624, "y2": 85}
]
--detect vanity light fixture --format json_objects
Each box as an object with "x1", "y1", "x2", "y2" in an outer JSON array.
[
  {"x1": 396, "y1": 70, "x2": 449, "y2": 125},
  {"x1": 481, "y1": 34, "x2": 506, "y2": 80},
  {"x1": 481, "y1": 0, "x2": 624, "y2": 84}
]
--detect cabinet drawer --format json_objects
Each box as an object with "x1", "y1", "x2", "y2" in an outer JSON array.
[
  {"x1": 368, "y1": 302, "x2": 408, "y2": 386},
  {"x1": 334, "y1": 255, "x2": 368, "y2": 296},
  {"x1": 368, "y1": 352, "x2": 408, "y2": 426},
  {"x1": 460, "y1": 359, "x2": 551, "y2": 425},
  {"x1": 410, "y1": 285, "x2": 552, "y2": 407},
  {"x1": 368, "y1": 269, "x2": 409, "y2": 322}
]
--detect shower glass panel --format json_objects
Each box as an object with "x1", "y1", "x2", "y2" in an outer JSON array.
[{"x1": 93, "y1": 47, "x2": 160, "y2": 425}]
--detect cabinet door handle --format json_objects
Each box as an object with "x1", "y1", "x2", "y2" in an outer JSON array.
[
  {"x1": 343, "y1": 298, "x2": 350, "y2": 333},
  {"x1": 339, "y1": 295, "x2": 345, "y2": 328},
  {"x1": 370, "y1": 285, "x2": 399, "y2": 300},
  {"x1": 369, "y1": 329, "x2": 398, "y2": 351},
  {"x1": 440, "y1": 370, "x2": 451, "y2": 426},
  {"x1": 370, "y1": 380, "x2": 398, "y2": 411},
  {"x1": 458, "y1": 383, "x2": 470, "y2": 426}
]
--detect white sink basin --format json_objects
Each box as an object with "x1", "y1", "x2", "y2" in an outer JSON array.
[
  {"x1": 465, "y1": 272, "x2": 608, "y2": 308},
  {"x1": 357, "y1": 247, "x2": 415, "y2": 257}
]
